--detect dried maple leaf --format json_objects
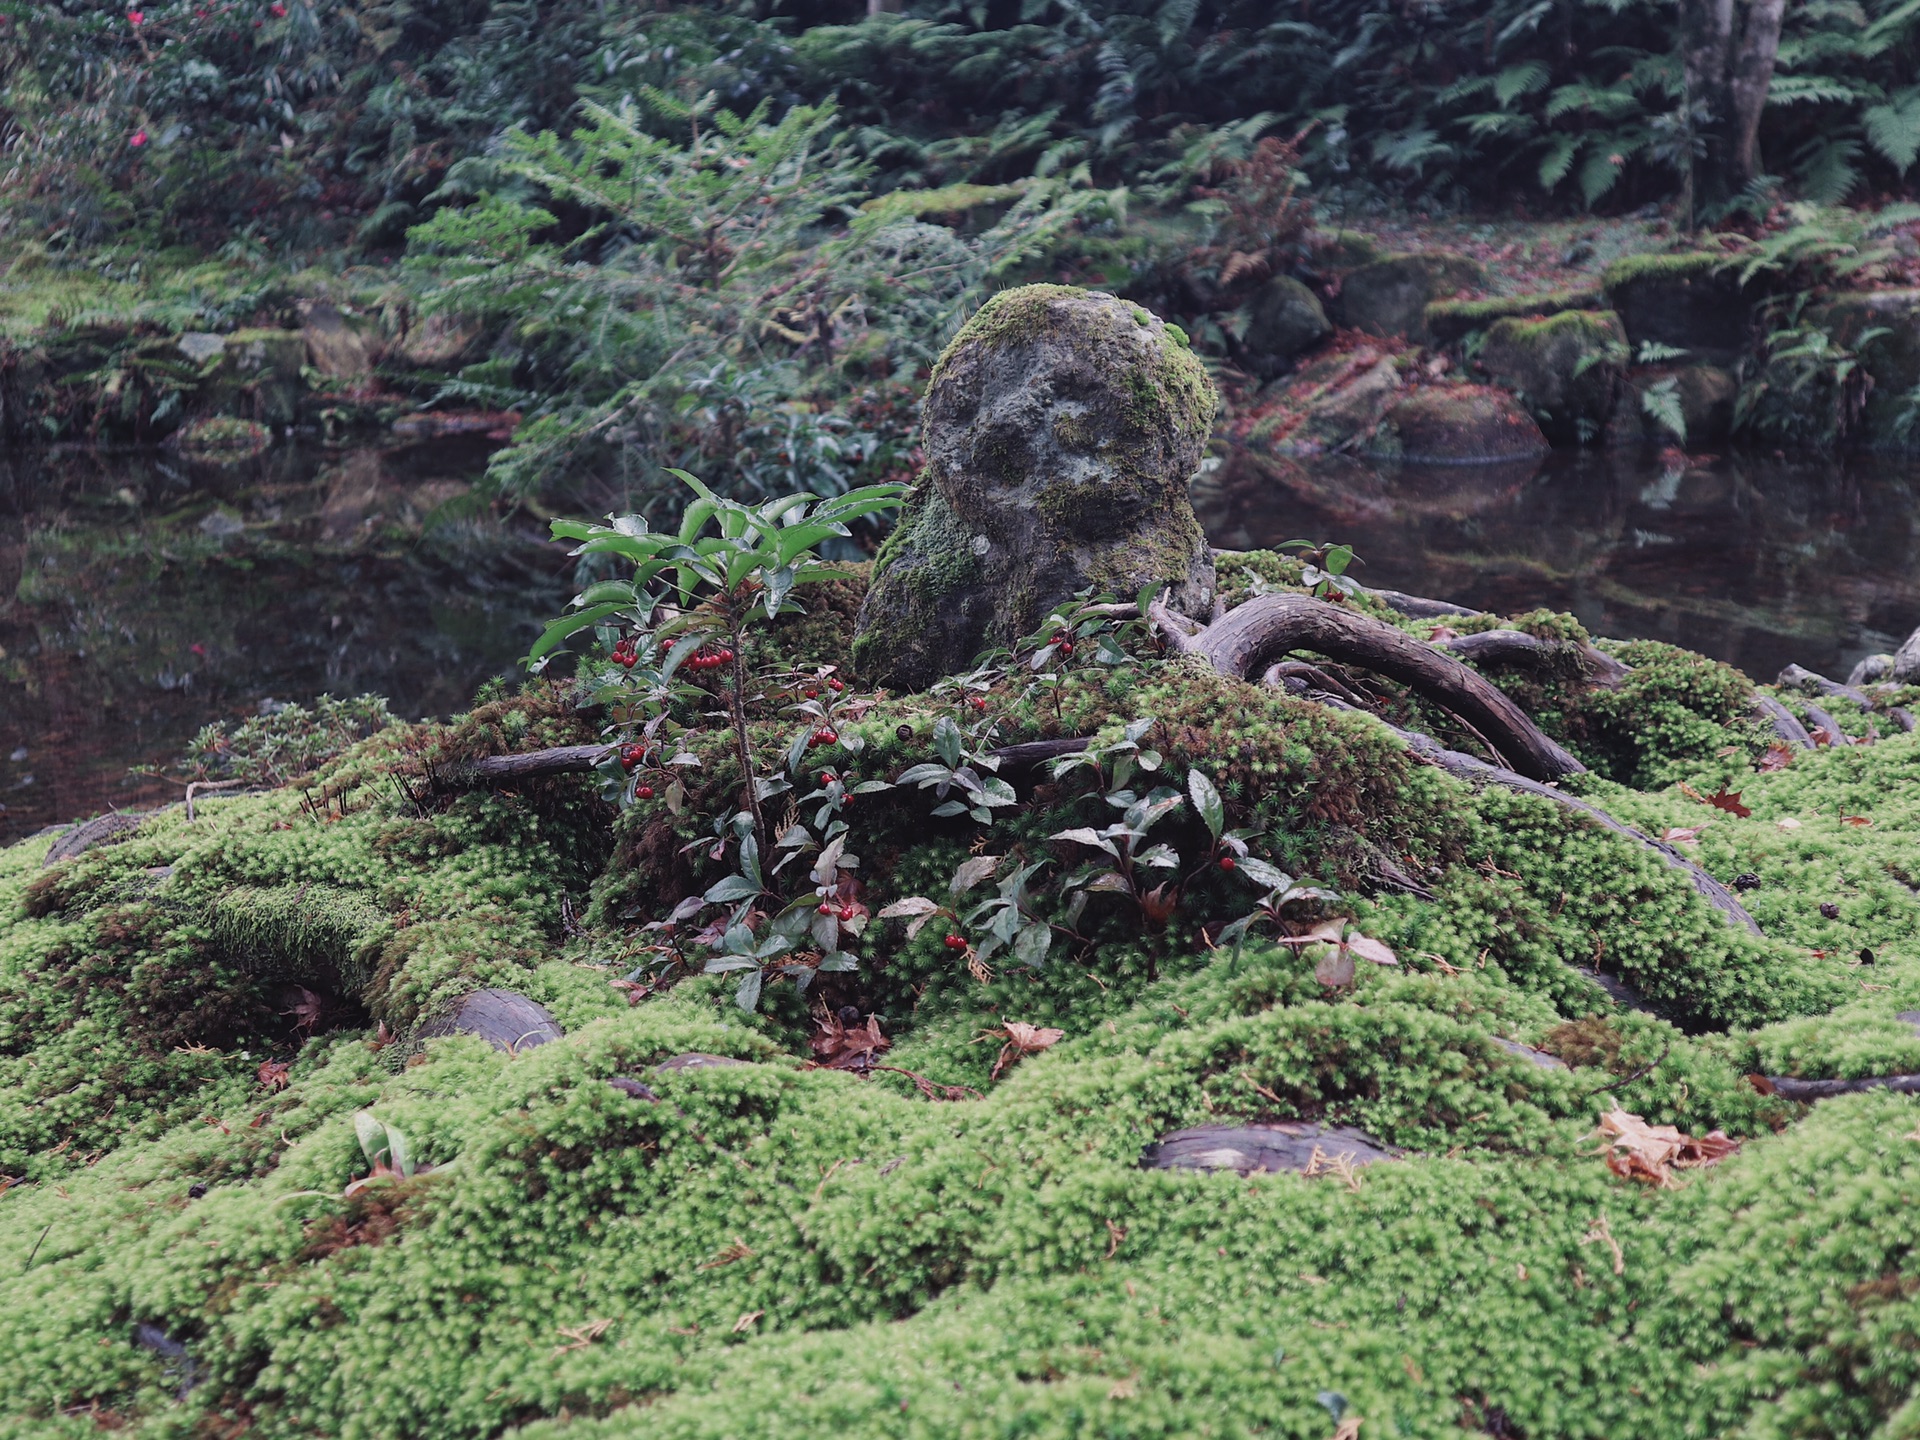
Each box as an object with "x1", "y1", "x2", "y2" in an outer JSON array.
[
  {"x1": 1660, "y1": 825, "x2": 1706, "y2": 846},
  {"x1": 1596, "y1": 1106, "x2": 1740, "y2": 1188},
  {"x1": 1842, "y1": 815, "x2": 1873, "y2": 827},
  {"x1": 256, "y1": 1060, "x2": 291, "y2": 1091},
  {"x1": 984, "y1": 1021, "x2": 1065, "y2": 1081},
  {"x1": 810, "y1": 1008, "x2": 891, "y2": 1072},
  {"x1": 1757, "y1": 743, "x2": 1796, "y2": 772},
  {"x1": 1703, "y1": 786, "x2": 1751, "y2": 818},
  {"x1": 1810, "y1": 726, "x2": 1838, "y2": 747},
  {"x1": 282, "y1": 986, "x2": 326, "y2": 1032}
]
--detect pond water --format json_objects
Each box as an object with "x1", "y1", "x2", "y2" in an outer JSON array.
[{"x1": 3, "y1": 438, "x2": 1916, "y2": 841}]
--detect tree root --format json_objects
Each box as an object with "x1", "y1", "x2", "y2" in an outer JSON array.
[
  {"x1": 1435, "y1": 629, "x2": 1633, "y2": 689},
  {"x1": 1778, "y1": 662, "x2": 1916, "y2": 735},
  {"x1": 1754, "y1": 695, "x2": 1814, "y2": 750},
  {"x1": 1155, "y1": 593, "x2": 1586, "y2": 784}
]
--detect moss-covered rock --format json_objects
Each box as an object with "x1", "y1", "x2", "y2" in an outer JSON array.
[
  {"x1": 1425, "y1": 287, "x2": 1606, "y2": 347},
  {"x1": 1813, "y1": 288, "x2": 1920, "y2": 448},
  {"x1": 853, "y1": 285, "x2": 1218, "y2": 689},
  {"x1": 203, "y1": 327, "x2": 306, "y2": 424},
  {"x1": 1601, "y1": 251, "x2": 1758, "y2": 365},
  {"x1": 1609, "y1": 363, "x2": 1738, "y2": 447},
  {"x1": 1241, "y1": 275, "x2": 1330, "y2": 374},
  {"x1": 1367, "y1": 384, "x2": 1549, "y2": 464},
  {"x1": 1337, "y1": 252, "x2": 1486, "y2": 340},
  {"x1": 1479, "y1": 309, "x2": 1625, "y2": 445}
]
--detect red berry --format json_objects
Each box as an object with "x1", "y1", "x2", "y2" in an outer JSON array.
[
  {"x1": 811, "y1": 729, "x2": 837, "y2": 747},
  {"x1": 818, "y1": 903, "x2": 835, "y2": 916},
  {"x1": 636, "y1": 785, "x2": 655, "y2": 799},
  {"x1": 944, "y1": 934, "x2": 967, "y2": 950},
  {"x1": 838, "y1": 905, "x2": 856, "y2": 921},
  {"x1": 829, "y1": 679, "x2": 845, "y2": 692},
  {"x1": 805, "y1": 688, "x2": 818, "y2": 699},
  {"x1": 1061, "y1": 642, "x2": 1075, "y2": 655},
  {"x1": 818, "y1": 772, "x2": 835, "y2": 785},
  {"x1": 719, "y1": 648, "x2": 734, "y2": 663},
  {"x1": 1219, "y1": 856, "x2": 1237, "y2": 871}
]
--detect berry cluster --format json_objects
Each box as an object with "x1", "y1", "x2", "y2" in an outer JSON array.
[
  {"x1": 809, "y1": 728, "x2": 839, "y2": 748},
  {"x1": 687, "y1": 647, "x2": 735, "y2": 671},
  {"x1": 610, "y1": 638, "x2": 638, "y2": 669}
]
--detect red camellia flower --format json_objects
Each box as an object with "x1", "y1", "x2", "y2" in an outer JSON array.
[
  {"x1": 129, "y1": 130, "x2": 149, "y2": 147},
  {"x1": 128, "y1": 9, "x2": 145, "y2": 22}
]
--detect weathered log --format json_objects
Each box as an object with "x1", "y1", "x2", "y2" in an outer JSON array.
[
  {"x1": 44, "y1": 811, "x2": 150, "y2": 866},
  {"x1": 441, "y1": 744, "x2": 615, "y2": 785},
  {"x1": 1754, "y1": 695, "x2": 1814, "y2": 750},
  {"x1": 1759, "y1": 1073, "x2": 1920, "y2": 1101},
  {"x1": 1141, "y1": 1121, "x2": 1396, "y2": 1174},
  {"x1": 1160, "y1": 593, "x2": 1586, "y2": 784},
  {"x1": 416, "y1": 988, "x2": 563, "y2": 1052},
  {"x1": 1436, "y1": 629, "x2": 1633, "y2": 689}
]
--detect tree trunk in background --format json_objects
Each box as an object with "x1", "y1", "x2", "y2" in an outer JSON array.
[{"x1": 1680, "y1": 0, "x2": 1787, "y2": 201}]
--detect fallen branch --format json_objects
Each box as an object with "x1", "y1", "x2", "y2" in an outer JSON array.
[
  {"x1": 1158, "y1": 593, "x2": 1586, "y2": 784},
  {"x1": 1758, "y1": 1072, "x2": 1920, "y2": 1101}
]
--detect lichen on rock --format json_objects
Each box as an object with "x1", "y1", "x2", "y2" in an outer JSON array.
[{"x1": 853, "y1": 284, "x2": 1219, "y2": 689}]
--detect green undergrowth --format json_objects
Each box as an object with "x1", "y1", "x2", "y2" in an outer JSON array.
[{"x1": 3, "y1": 553, "x2": 1920, "y2": 1435}]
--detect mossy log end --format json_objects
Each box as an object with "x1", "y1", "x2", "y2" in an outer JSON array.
[{"x1": 1157, "y1": 593, "x2": 1587, "y2": 783}]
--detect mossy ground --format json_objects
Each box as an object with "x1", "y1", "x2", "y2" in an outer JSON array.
[{"x1": 3, "y1": 556, "x2": 1920, "y2": 1437}]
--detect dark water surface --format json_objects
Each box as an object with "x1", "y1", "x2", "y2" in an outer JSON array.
[
  {"x1": 0, "y1": 440, "x2": 572, "y2": 842},
  {"x1": 1196, "y1": 447, "x2": 1920, "y2": 685},
  {"x1": 3, "y1": 439, "x2": 1917, "y2": 840}
]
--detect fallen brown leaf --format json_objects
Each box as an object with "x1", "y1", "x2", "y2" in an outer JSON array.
[
  {"x1": 1842, "y1": 815, "x2": 1873, "y2": 827},
  {"x1": 1757, "y1": 742, "x2": 1796, "y2": 772},
  {"x1": 810, "y1": 1007, "x2": 892, "y2": 1072},
  {"x1": 983, "y1": 1021, "x2": 1065, "y2": 1081},
  {"x1": 1596, "y1": 1106, "x2": 1740, "y2": 1187},
  {"x1": 256, "y1": 1060, "x2": 291, "y2": 1092},
  {"x1": 1660, "y1": 825, "x2": 1706, "y2": 846}
]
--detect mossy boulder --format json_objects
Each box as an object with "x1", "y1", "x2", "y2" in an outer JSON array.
[
  {"x1": 1337, "y1": 252, "x2": 1486, "y2": 340},
  {"x1": 1602, "y1": 251, "x2": 1758, "y2": 365},
  {"x1": 853, "y1": 285, "x2": 1218, "y2": 689},
  {"x1": 1368, "y1": 384, "x2": 1549, "y2": 464},
  {"x1": 1610, "y1": 363, "x2": 1738, "y2": 447},
  {"x1": 1425, "y1": 287, "x2": 1606, "y2": 347},
  {"x1": 204, "y1": 327, "x2": 306, "y2": 424},
  {"x1": 1241, "y1": 276, "x2": 1330, "y2": 373},
  {"x1": 1478, "y1": 309, "x2": 1625, "y2": 445},
  {"x1": 1813, "y1": 289, "x2": 1920, "y2": 447}
]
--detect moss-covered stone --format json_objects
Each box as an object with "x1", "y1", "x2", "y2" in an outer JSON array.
[
  {"x1": 1478, "y1": 309, "x2": 1625, "y2": 445},
  {"x1": 1367, "y1": 384, "x2": 1549, "y2": 464},
  {"x1": 1337, "y1": 252, "x2": 1487, "y2": 341},
  {"x1": 1602, "y1": 251, "x2": 1758, "y2": 364},
  {"x1": 1812, "y1": 288, "x2": 1920, "y2": 448},
  {"x1": 1609, "y1": 363, "x2": 1738, "y2": 447},
  {"x1": 854, "y1": 285, "x2": 1218, "y2": 689},
  {"x1": 1240, "y1": 275, "x2": 1330, "y2": 374},
  {"x1": 204, "y1": 327, "x2": 306, "y2": 424},
  {"x1": 1424, "y1": 287, "x2": 1606, "y2": 347}
]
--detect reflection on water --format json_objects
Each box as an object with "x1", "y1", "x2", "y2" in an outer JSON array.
[
  {"x1": 0, "y1": 441, "x2": 572, "y2": 841},
  {"x1": 1196, "y1": 447, "x2": 1920, "y2": 684},
  {"x1": 6, "y1": 438, "x2": 1918, "y2": 836}
]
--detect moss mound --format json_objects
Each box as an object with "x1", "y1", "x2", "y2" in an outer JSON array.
[{"x1": 3, "y1": 562, "x2": 1920, "y2": 1437}]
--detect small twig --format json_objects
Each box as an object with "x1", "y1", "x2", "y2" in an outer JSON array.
[
  {"x1": 184, "y1": 777, "x2": 246, "y2": 823},
  {"x1": 22, "y1": 1223, "x2": 51, "y2": 1273},
  {"x1": 1580, "y1": 1042, "x2": 1672, "y2": 1099},
  {"x1": 871, "y1": 1065, "x2": 982, "y2": 1102}
]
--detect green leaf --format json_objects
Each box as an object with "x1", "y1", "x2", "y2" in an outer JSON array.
[
  {"x1": 704, "y1": 875, "x2": 763, "y2": 903},
  {"x1": 734, "y1": 968, "x2": 763, "y2": 1012},
  {"x1": 1187, "y1": 768, "x2": 1225, "y2": 841},
  {"x1": 1237, "y1": 856, "x2": 1294, "y2": 892}
]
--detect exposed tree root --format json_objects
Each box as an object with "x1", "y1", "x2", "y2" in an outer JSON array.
[
  {"x1": 1435, "y1": 629, "x2": 1633, "y2": 689},
  {"x1": 1778, "y1": 662, "x2": 1916, "y2": 735},
  {"x1": 1155, "y1": 593, "x2": 1587, "y2": 784},
  {"x1": 1754, "y1": 695, "x2": 1814, "y2": 750}
]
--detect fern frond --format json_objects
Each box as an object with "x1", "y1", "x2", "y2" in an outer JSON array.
[
  {"x1": 1862, "y1": 90, "x2": 1920, "y2": 171},
  {"x1": 1537, "y1": 134, "x2": 1579, "y2": 189},
  {"x1": 1766, "y1": 74, "x2": 1870, "y2": 106},
  {"x1": 1494, "y1": 61, "x2": 1550, "y2": 108}
]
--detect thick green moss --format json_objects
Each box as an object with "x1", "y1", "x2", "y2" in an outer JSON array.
[
  {"x1": 1424, "y1": 287, "x2": 1604, "y2": 345},
  {"x1": 4, "y1": 572, "x2": 1920, "y2": 1435},
  {"x1": 1600, "y1": 250, "x2": 1729, "y2": 292}
]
